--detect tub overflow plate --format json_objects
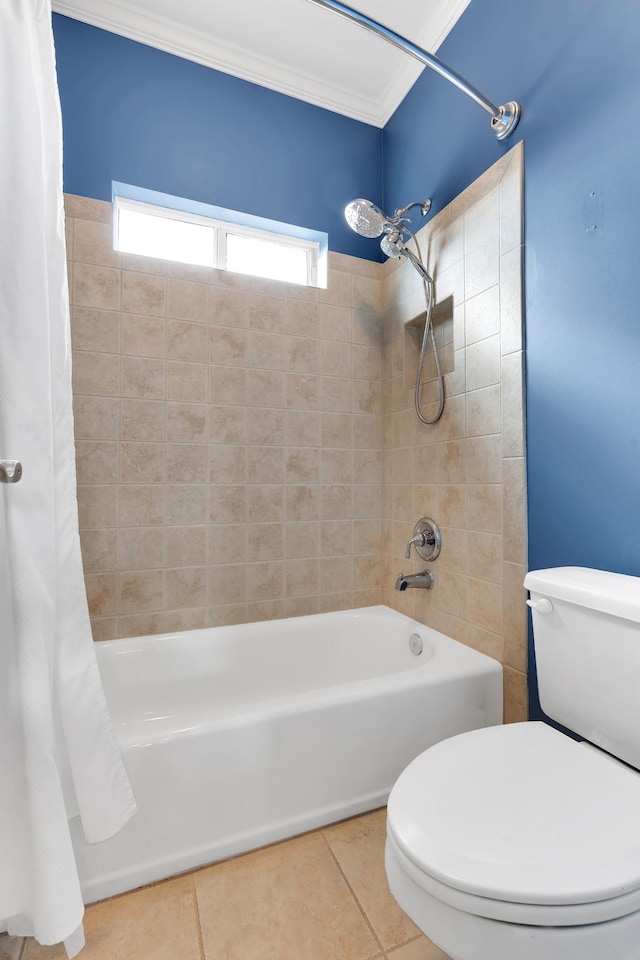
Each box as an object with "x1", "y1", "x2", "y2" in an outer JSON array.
[{"x1": 409, "y1": 633, "x2": 423, "y2": 656}]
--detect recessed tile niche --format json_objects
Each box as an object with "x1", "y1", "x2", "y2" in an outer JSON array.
[{"x1": 403, "y1": 295, "x2": 455, "y2": 392}]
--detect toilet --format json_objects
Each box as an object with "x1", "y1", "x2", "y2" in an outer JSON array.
[{"x1": 385, "y1": 566, "x2": 640, "y2": 960}]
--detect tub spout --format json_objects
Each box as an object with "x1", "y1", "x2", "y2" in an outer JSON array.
[{"x1": 395, "y1": 570, "x2": 435, "y2": 591}]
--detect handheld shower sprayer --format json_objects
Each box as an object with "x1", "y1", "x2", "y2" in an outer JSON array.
[{"x1": 344, "y1": 197, "x2": 444, "y2": 424}]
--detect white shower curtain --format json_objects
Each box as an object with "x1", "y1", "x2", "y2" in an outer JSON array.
[{"x1": 0, "y1": 1, "x2": 136, "y2": 954}]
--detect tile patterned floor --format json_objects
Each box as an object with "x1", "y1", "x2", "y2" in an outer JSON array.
[{"x1": 2, "y1": 809, "x2": 450, "y2": 960}]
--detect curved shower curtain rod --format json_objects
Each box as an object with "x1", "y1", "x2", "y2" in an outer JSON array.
[{"x1": 306, "y1": 0, "x2": 521, "y2": 139}]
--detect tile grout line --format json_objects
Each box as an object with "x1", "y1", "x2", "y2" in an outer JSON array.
[
  {"x1": 385, "y1": 932, "x2": 428, "y2": 956},
  {"x1": 190, "y1": 873, "x2": 206, "y2": 960},
  {"x1": 318, "y1": 830, "x2": 387, "y2": 960}
]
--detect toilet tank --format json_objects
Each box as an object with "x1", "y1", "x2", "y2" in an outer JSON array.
[{"x1": 525, "y1": 566, "x2": 640, "y2": 770}]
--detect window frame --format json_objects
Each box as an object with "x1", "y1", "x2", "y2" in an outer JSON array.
[{"x1": 113, "y1": 194, "x2": 321, "y2": 288}]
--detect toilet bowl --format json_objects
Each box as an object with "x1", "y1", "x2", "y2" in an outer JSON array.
[{"x1": 385, "y1": 567, "x2": 640, "y2": 960}]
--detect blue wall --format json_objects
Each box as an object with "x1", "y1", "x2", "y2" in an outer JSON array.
[
  {"x1": 51, "y1": 14, "x2": 383, "y2": 260},
  {"x1": 384, "y1": 0, "x2": 640, "y2": 714}
]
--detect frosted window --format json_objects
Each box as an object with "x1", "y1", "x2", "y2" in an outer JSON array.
[
  {"x1": 113, "y1": 195, "x2": 321, "y2": 287},
  {"x1": 117, "y1": 206, "x2": 215, "y2": 267},
  {"x1": 226, "y1": 233, "x2": 309, "y2": 285}
]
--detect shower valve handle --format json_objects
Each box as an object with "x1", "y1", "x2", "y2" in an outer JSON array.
[
  {"x1": 405, "y1": 518, "x2": 442, "y2": 562},
  {"x1": 404, "y1": 532, "x2": 428, "y2": 559}
]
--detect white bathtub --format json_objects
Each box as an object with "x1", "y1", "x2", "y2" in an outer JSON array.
[{"x1": 70, "y1": 605, "x2": 502, "y2": 903}]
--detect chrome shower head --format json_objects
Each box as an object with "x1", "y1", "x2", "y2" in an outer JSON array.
[
  {"x1": 381, "y1": 222, "x2": 435, "y2": 285},
  {"x1": 380, "y1": 231, "x2": 403, "y2": 259},
  {"x1": 344, "y1": 199, "x2": 390, "y2": 239},
  {"x1": 341, "y1": 180, "x2": 442, "y2": 424},
  {"x1": 344, "y1": 197, "x2": 432, "y2": 260}
]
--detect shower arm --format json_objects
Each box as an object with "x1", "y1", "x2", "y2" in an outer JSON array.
[
  {"x1": 306, "y1": 0, "x2": 521, "y2": 140},
  {"x1": 393, "y1": 199, "x2": 432, "y2": 222}
]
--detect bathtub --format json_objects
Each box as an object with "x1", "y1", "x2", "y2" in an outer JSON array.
[{"x1": 70, "y1": 605, "x2": 502, "y2": 903}]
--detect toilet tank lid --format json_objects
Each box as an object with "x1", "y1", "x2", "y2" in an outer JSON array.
[{"x1": 525, "y1": 567, "x2": 640, "y2": 623}]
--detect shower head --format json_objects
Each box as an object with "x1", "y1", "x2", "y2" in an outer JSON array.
[
  {"x1": 341, "y1": 181, "x2": 442, "y2": 425},
  {"x1": 380, "y1": 232, "x2": 403, "y2": 259},
  {"x1": 381, "y1": 226, "x2": 433, "y2": 284},
  {"x1": 344, "y1": 196, "x2": 433, "y2": 269},
  {"x1": 344, "y1": 198, "x2": 432, "y2": 241},
  {"x1": 344, "y1": 199, "x2": 389, "y2": 238}
]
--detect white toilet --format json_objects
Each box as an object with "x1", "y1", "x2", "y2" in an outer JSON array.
[{"x1": 385, "y1": 566, "x2": 640, "y2": 960}]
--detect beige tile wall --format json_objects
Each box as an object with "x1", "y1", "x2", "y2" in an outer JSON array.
[
  {"x1": 66, "y1": 195, "x2": 383, "y2": 640},
  {"x1": 380, "y1": 144, "x2": 529, "y2": 722},
  {"x1": 68, "y1": 147, "x2": 528, "y2": 723}
]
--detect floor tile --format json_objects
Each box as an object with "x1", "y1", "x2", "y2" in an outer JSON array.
[
  {"x1": 22, "y1": 876, "x2": 201, "y2": 960},
  {"x1": 0, "y1": 934, "x2": 24, "y2": 960},
  {"x1": 323, "y1": 809, "x2": 420, "y2": 950},
  {"x1": 386, "y1": 936, "x2": 451, "y2": 960},
  {"x1": 195, "y1": 831, "x2": 379, "y2": 960}
]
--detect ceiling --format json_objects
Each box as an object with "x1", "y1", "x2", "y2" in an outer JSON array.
[{"x1": 51, "y1": 0, "x2": 472, "y2": 127}]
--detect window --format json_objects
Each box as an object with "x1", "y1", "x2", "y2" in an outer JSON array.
[
  {"x1": 116, "y1": 201, "x2": 215, "y2": 268},
  {"x1": 113, "y1": 186, "x2": 326, "y2": 288}
]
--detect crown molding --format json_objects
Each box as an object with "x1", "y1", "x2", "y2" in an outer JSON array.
[{"x1": 52, "y1": 0, "x2": 471, "y2": 128}]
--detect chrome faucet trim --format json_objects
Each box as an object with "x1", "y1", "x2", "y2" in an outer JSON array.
[
  {"x1": 395, "y1": 570, "x2": 435, "y2": 592},
  {"x1": 404, "y1": 518, "x2": 442, "y2": 561}
]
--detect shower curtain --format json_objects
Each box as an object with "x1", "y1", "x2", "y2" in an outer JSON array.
[{"x1": 0, "y1": 2, "x2": 136, "y2": 954}]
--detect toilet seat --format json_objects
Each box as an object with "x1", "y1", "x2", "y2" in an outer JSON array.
[
  {"x1": 387, "y1": 721, "x2": 640, "y2": 926},
  {"x1": 386, "y1": 830, "x2": 640, "y2": 926}
]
